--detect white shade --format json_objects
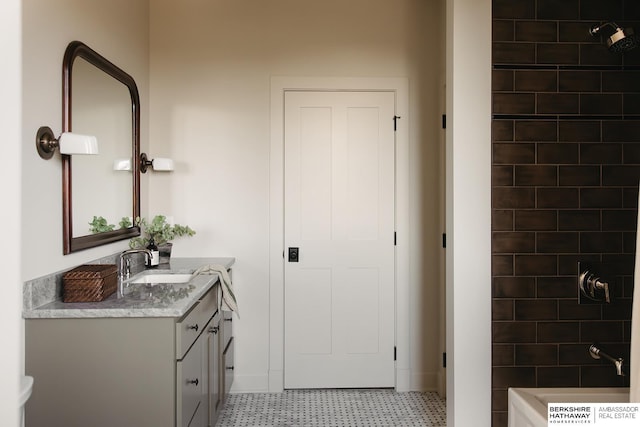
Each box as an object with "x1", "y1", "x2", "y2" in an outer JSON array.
[
  {"x1": 113, "y1": 158, "x2": 132, "y2": 171},
  {"x1": 152, "y1": 157, "x2": 174, "y2": 171},
  {"x1": 59, "y1": 132, "x2": 99, "y2": 155}
]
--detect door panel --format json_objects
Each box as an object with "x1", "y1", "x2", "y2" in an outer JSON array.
[{"x1": 284, "y1": 90, "x2": 395, "y2": 389}]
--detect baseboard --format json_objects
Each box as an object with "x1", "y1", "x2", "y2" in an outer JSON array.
[{"x1": 229, "y1": 374, "x2": 270, "y2": 393}]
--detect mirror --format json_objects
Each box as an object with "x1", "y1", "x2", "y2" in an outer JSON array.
[{"x1": 62, "y1": 41, "x2": 140, "y2": 254}]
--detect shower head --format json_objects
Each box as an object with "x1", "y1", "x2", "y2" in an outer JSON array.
[{"x1": 589, "y1": 22, "x2": 639, "y2": 53}]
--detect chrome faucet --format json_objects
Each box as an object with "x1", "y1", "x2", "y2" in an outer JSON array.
[
  {"x1": 589, "y1": 344, "x2": 625, "y2": 376},
  {"x1": 119, "y1": 249, "x2": 152, "y2": 279}
]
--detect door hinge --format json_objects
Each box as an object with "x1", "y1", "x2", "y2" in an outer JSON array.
[
  {"x1": 442, "y1": 352, "x2": 446, "y2": 368},
  {"x1": 394, "y1": 232, "x2": 397, "y2": 246},
  {"x1": 442, "y1": 233, "x2": 446, "y2": 248},
  {"x1": 393, "y1": 115, "x2": 401, "y2": 131},
  {"x1": 442, "y1": 114, "x2": 446, "y2": 129},
  {"x1": 394, "y1": 346, "x2": 397, "y2": 361}
]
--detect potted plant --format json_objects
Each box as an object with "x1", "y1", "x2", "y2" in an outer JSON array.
[{"x1": 129, "y1": 215, "x2": 196, "y2": 263}]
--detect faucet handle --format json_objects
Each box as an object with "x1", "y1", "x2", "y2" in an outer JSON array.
[{"x1": 594, "y1": 280, "x2": 610, "y2": 303}]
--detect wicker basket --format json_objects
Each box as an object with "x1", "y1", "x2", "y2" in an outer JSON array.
[{"x1": 63, "y1": 264, "x2": 118, "y2": 303}]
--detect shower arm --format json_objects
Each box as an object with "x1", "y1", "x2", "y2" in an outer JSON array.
[{"x1": 590, "y1": 22, "x2": 622, "y2": 36}]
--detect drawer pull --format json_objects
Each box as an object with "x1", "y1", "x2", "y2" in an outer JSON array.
[
  {"x1": 226, "y1": 366, "x2": 234, "y2": 371},
  {"x1": 224, "y1": 318, "x2": 233, "y2": 322},
  {"x1": 187, "y1": 324, "x2": 199, "y2": 332},
  {"x1": 208, "y1": 326, "x2": 219, "y2": 335},
  {"x1": 187, "y1": 378, "x2": 199, "y2": 386}
]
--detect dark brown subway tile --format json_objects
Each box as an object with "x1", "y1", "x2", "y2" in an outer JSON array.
[
  {"x1": 558, "y1": 121, "x2": 600, "y2": 142},
  {"x1": 581, "y1": 366, "x2": 628, "y2": 387},
  {"x1": 559, "y1": 343, "x2": 601, "y2": 365},
  {"x1": 493, "y1": 276, "x2": 536, "y2": 298},
  {"x1": 494, "y1": 187, "x2": 536, "y2": 209},
  {"x1": 626, "y1": 0, "x2": 640, "y2": 20},
  {"x1": 580, "y1": 232, "x2": 623, "y2": 253},
  {"x1": 538, "y1": 143, "x2": 579, "y2": 164},
  {"x1": 493, "y1": 120, "x2": 514, "y2": 142},
  {"x1": 493, "y1": 209, "x2": 514, "y2": 231},
  {"x1": 514, "y1": 254, "x2": 557, "y2": 276},
  {"x1": 602, "y1": 210, "x2": 637, "y2": 231},
  {"x1": 558, "y1": 210, "x2": 600, "y2": 231},
  {"x1": 603, "y1": 121, "x2": 640, "y2": 142},
  {"x1": 537, "y1": 277, "x2": 576, "y2": 298},
  {"x1": 558, "y1": 300, "x2": 602, "y2": 320},
  {"x1": 493, "y1": 344, "x2": 515, "y2": 366},
  {"x1": 515, "y1": 300, "x2": 558, "y2": 321},
  {"x1": 515, "y1": 21, "x2": 557, "y2": 42},
  {"x1": 493, "y1": 70, "x2": 514, "y2": 92},
  {"x1": 493, "y1": 255, "x2": 514, "y2": 276},
  {"x1": 623, "y1": 188, "x2": 639, "y2": 208},
  {"x1": 493, "y1": 165, "x2": 514, "y2": 186},
  {"x1": 494, "y1": 143, "x2": 535, "y2": 164},
  {"x1": 515, "y1": 165, "x2": 557, "y2": 186},
  {"x1": 537, "y1": 188, "x2": 579, "y2": 208},
  {"x1": 602, "y1": 165, "x2": 640, "y2": 186},
  {"x1": 537, "y1": 94, "x2": 579, "y2": 114},
  {"x1": 537, "y1": 44, "x2": 579, "y2": 65},
  {"x1": 537, "y1": 232, "x2": 579, "y2": 253},
  {"x1": 623, "y1": 94, "x2": 640, "y2": 115},
  {"x1": 602, "y1": 301, "x2": 632, "y2": 321},
  {"x1": 515, "y1": 344, "x2": 558, "y2": 365},
  {"x1": 579, "y1": 0, "x2": 623, "y2": 21},
  {"x1": 493, "y1": 93, "x2": 536, "y2": 114},
  {"x1": 492, "y1": 366, "x2": 536, "y2": 387},
  {"x1": 558, "y1": 71, "x2": 601, "y2": 92},
  {"x1": 580, "y1": 44, "x2": 623, "y2": 66},
  {"x1": 537, "y1": 0, "x2": 579, "y2": 20},
  {"x1": 558, "y1": 22, "x2": 595, "y2": 42},
  {"x1": 580, "y1": 320, "x2": 624, "y2": 343},
  {"x1": 493, "y1": 322, "x2": 537, "y2": 343},
  {"x1": 624, "y1": 143, "x2": 640, "y2": 164},
  {"x1": 601, "y1": 254, "x2": 634, "y2": 276},
  {"x1": 515, "y1": 210, "x2": 557, "y2": 231},
  {"x1": 537, "y1": 321, "x2": 579, "y2": 342},
  {"x1": 537, "y1": 367, "x2": 580, "y2": 387},
  {"x1": 558, "y1": 254, "x2": 600, "y2": 275},
  {"x1": 493, "y1": 232, "x2": 536, "y2": 253},
  {"x1": 558, "y1": 166, "x2": 600, "y2": 186},
  {"x1": 580, "y1": 188, "x2": 623, "y2": 208},
  {"x1": 515, "y1": 121, "x2": 557, "y2": 141},
  {"x1": 493, "y1": 43, "x2": 536, "y2": 64},
  {"x1": 580, "y1": 143, "x2": 622, "y2": 164},
  {"x1": 515, "y1": 71, "x2": 557, "y2": 92},
  {"x1": 580, "y1": 94, "x2": 623, "y2": 115},
  {"x1": 493, "y1": 20, "x2": 515, "y2": 42},
  {"x1": 493, "y1": 299, "x2": 514, "y2": 321},
  {"x1": 602, "y1": 71, "x2": 640, "y2": 92},
  {"x1": 493, "y1": 389, "x2": 509, "y2": 412},
  {"x1": 493, "y1": 0, "x2": 535, "y2": 19},
  {"x1": 493, "y1": 412, "x2": 508, "y2": 427}
]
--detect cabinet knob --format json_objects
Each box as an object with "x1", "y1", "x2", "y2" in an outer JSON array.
[
  {"x1": 226, "y1": 366, "x2": 234, "y2": 371},
  {"x1": 187, "y1": 324, "x2": 199, "y2": 332},
  {"x1": 224, "y1": 318, "x2": 233, "y2": 323},
  {"x1": 208, "y1": 326, "x2": 219, "y2": 334},
  {"x1": 187, "y1": 378, "x2": 199, "y2": 386}
]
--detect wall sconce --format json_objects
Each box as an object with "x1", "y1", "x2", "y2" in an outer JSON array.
[
  {"x1": 36, "y1": 126, "x2": 99, "y2": 159},
  {"x1": 140, "y1": 153, "x2": 174, "y2": 173}
]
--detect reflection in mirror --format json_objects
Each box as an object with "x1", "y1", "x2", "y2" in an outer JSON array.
[
  {"x1": 71, "y1": 57, "x2": 133, "y2": 237},
  {"x1": 63, "y1": 41, "x2": 140, "y2": 254}
]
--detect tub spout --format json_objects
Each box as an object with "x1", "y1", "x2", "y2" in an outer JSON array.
[{"x1": 589, "y1": 344, "x2": 625, "y2": 376}]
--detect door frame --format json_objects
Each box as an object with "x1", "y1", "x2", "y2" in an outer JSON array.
[{"x1": 269, "y1": 77, "x2": 410, "y2": 392}]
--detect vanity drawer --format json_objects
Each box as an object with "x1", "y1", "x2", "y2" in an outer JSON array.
[
  {"x1": 176, "y1": 286, "x2": 218, "y2": 360},
  {"x1": 177, "y1": 336, "x2": 203, "y2": 427}
]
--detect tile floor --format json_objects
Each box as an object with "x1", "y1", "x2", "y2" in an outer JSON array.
[{"x1": 216, "y1": 389, "x2": 447, "y2": 427}]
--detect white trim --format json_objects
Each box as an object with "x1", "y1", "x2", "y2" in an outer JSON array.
[{"x1": 269, "y1": 77, "x2": 410, "y2": 392}]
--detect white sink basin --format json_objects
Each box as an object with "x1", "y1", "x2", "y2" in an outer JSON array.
[{"x1": 129, "y1": 273, "x2": 193, "y2": 284}]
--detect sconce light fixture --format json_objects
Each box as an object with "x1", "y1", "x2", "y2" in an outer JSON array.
[
  {"x1": 140, "y1": 152, "x2": 174, "y2": 173},
  {"x1": 36, "y1": 126, "x2": 99, "y2": 159}
]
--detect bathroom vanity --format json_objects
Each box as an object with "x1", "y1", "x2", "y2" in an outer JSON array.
[{"x1": 24, "y1": 257, "x2": 235, "y2": 427}]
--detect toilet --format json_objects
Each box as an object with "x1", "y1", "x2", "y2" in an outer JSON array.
[{"x1": 20, "y1": 376, "x2": 33, "y2": 426}]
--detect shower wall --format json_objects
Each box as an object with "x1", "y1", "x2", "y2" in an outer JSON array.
[{"x1": 492, "y1": 0, "x2": 640, "y2": 425}]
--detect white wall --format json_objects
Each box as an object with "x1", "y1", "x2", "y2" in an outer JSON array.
[
  {"x1": 149, "y1": 0, "x2": 445, "y2": 392},
  {"x1": 21, "y1": 0, "x2": 150, "y2": 281},
  {"x1": 446, "y1": 0, "x2": 492, "y2": 424},
  {"x1": 2, "y1": 0, "x2": 22, "y2": 424}
]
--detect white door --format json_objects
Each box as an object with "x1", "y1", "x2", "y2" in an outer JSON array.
[{"x1": 284, "y1": 90, "x2": 396, "y2": 389}]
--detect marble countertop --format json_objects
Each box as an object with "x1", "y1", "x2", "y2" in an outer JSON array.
[{"x1": 23, "y1": 257, "x2": 235, "y2": 319}]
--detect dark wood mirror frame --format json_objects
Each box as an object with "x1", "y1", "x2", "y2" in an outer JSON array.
[{"x1": 62, "y1": 41, "x2": 141, "y2": 254}]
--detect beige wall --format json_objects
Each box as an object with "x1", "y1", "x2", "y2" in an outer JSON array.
[
  {"x1": 149, "y1": 0, "x2": 445, "y2": 391},
  {"x1": 21, "y1": 0, "x2": 150, "y2": 280}
]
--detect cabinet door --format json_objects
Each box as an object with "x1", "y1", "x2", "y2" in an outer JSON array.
[
  {"x1": 177, "y1": 337, "x2": 204, "y2": 427},
  {"x1": 207, "y1": 313, "x2": 221, "y2": 426},
  {"x1": 222, "y1": 337, "x2": 235, "y2": 403}
]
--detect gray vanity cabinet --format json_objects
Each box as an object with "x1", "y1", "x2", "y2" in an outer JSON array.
[{"x1": 25, "y1": 284, "x2": 229, "y2": 427}]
